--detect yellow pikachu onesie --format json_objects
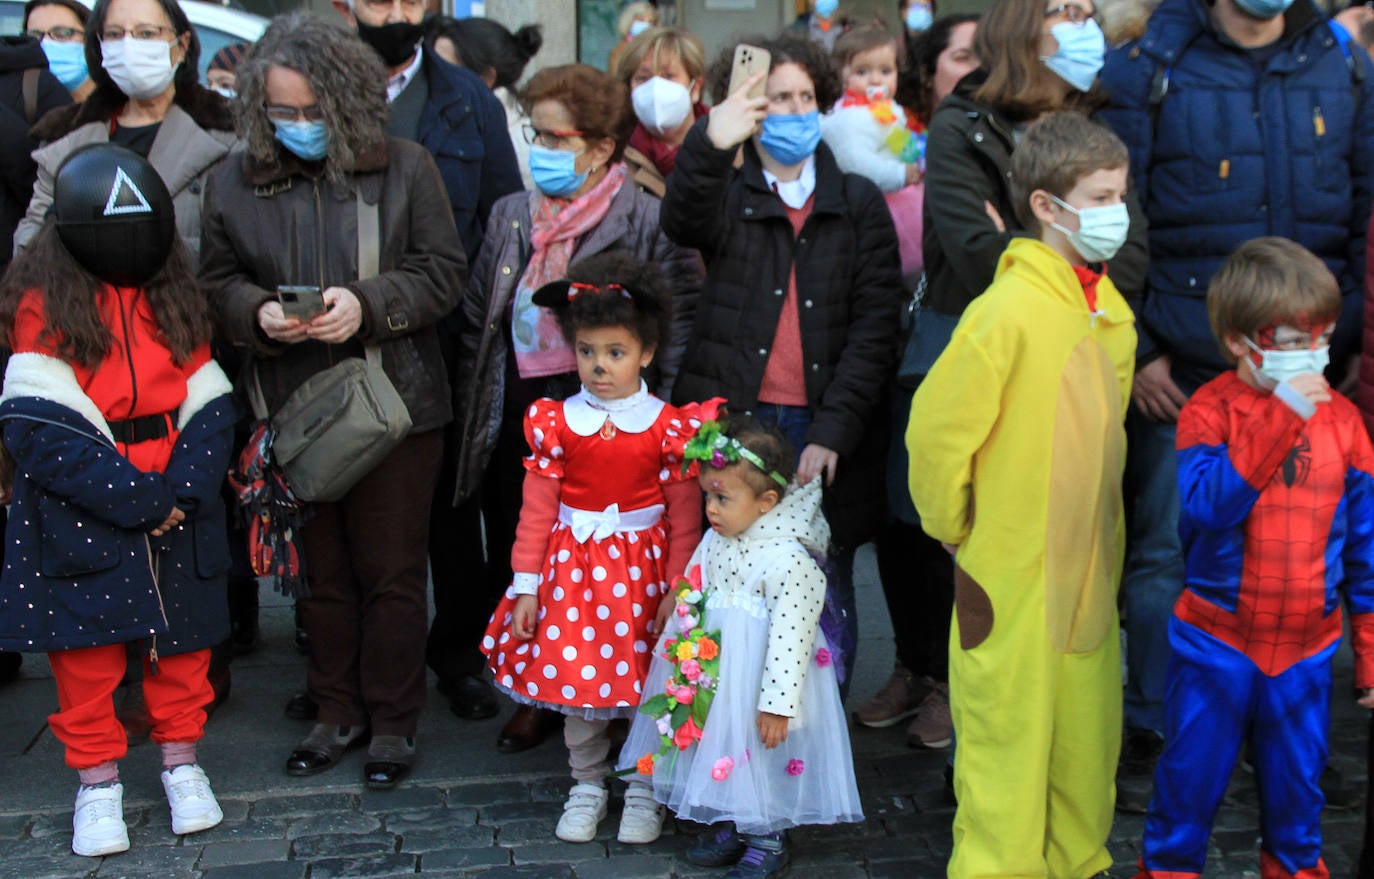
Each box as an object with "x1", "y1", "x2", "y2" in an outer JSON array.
[{"x1": 907, "y1": 237, "x2": 1135, "y2": 879}]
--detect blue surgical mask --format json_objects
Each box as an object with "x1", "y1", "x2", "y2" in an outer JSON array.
[
  {"x1": 528, "y1": 143, "x2": 588, "y2": 198},
  {"x1": 815, "y1": 0, "x2": 839, "y2": 18},
  {"x1": 758, "y1": 111, "x2": 821, "y2": 167},
  {"x1": 272, "y1": 118, "x2": 328, "y2": 161},
  {"x1": 41, "y1": 39, "x2": 88, "y2": 92},
  {"x1": 628, "y1": 19, "x2": 651, "y2": 37},
  {"x1": 1041, "y1": 19, "x2": 1106, "y2": 92},
  {"x1": 1050, "y1": 195, "x2": 1129, "y2": 262},
  {"x1": 1243, "y1": 337, "x2": 1330, "y2": 388},
  {"x1": 1234, "y1": 0, "x2": 1294, "y2": 18},
  {"x1": 905, "y1": 4, "x2": 933, "y2": 31}
]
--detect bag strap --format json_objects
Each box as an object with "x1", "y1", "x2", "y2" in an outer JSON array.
[
  {"x1": 22, "y1": 68, "x2": 38, "y2": 125},
  {"x1": 357, "y1": 188, "x2": 383, "y2": 369}
]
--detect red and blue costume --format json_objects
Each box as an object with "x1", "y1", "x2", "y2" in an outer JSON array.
[{"x1": 1138, "y1": 372, "x2": 1374, "y2": 879}]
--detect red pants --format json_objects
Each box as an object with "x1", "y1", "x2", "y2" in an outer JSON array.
[{"x1": 48, "y1": 644, "x2": 211, "y2": 770}]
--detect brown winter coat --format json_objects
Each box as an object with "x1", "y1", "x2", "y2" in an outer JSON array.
[{"x1": 199, "y1": 137, "x2": 467, "y2": 434}]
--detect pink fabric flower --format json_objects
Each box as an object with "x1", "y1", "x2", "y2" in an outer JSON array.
[
  {"x1": 676, "y1": 602, "x2": 692, "y2": 616},
  {"x1": 674, "y1": 717, "x2": 703, "y2": 750},
  {"x1": 786, "y1": 759, "x2": 805, "y2": 777},
  {"x1": 680, "y1": 659, "x2": 702, "y2": 682},
  {"x1": 815, "y1": 648, "x2": 832, "y2": 668},
  {"x1": 674, "y1": 685, "x2": 695, "y2": 705},
  {"x1": 711, "y1": 755, "x2": 735, "y2": 781}
]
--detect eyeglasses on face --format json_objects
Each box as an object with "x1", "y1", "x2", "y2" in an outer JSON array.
[
  {"x1": 1044, "y1": 3, "x2": 1101, "y2": 24},
  {"x1": 521, "y1": 123, "x2": 586, "y2": 148},
  {"x1": 26, "y1": 25, "x2": 82, "y2": 41},
  {"x1": 100, "y1": 24, "x2": 177, "y2": 41},
  {"x1": 266, "y1": 105, "x2": 326, "y2": 123},
  {"x1": 359, "y1": 0, "x2": 426, "y2": 13}
]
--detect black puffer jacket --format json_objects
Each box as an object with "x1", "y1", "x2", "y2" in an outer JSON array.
[
  {"x1": 662, "y1": 120, "x2": 903, "y2": 549},
  {"x1": 200, "y1": 138, "x2": 467, "y2": 433}
]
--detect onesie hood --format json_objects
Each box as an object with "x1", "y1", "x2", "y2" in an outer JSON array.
[{"x1": 743, "y1": 477, "x2": 831, "y2": 556}]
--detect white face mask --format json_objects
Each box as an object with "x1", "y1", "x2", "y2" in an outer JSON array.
[
  {"x1": 631, "y1": 76, "x2": 693, "y2": 137},
  {"x1": 1050, "y1": 194, "x2": 1129, "y2": 263},
  {"x1": 101, "y1": 36, "x2": 179, "y2": 100},
  {"x1": 1243, "y1": 337, "x2": 1331, "y2": 388}
]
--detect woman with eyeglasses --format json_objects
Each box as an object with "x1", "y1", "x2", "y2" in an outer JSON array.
[
  {"x1": 23, "y1": 0, "x2": 92, "y2": 100},
  {"x1": 451, "y1": 62, "x2": 702, "y2": 756},
  {"x1": 918, "y1": 0, "x2": 1146, "y2": 359},
  {"x1": 199, "y1": 13, "x2": 465, "y2": 789},
  {"x1": 14, "y1": 0, "x2": 235, "y2": 260}
]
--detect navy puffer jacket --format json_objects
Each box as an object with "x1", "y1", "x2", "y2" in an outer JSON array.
[{"x1": 1099, "y1": 0, "x2": 1374, "y2": 394}]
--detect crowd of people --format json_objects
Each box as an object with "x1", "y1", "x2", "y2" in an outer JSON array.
[{"x1": 0, "y1": 0, "x2": 1370, "y2": 877}]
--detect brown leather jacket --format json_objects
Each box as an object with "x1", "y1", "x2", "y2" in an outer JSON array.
[{"x1": 200, "y1": 137, "x2": 467, "y2": 434}]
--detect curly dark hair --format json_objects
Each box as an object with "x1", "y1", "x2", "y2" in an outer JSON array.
[
  {"x1": 235, "y1": 12, "x2": 388, "y2": 183},
  {"x1": 0, "y1": 219, "x2": 210, "y2": 370},
  {"x1": 554, "y1": 252, "x2": 671, "y2": 353},
  {"x1": 705, "y1": 34, "x2": 842, "y2": 108},
  {"x1": 723, "y1": 413, "x2": 796, "y2": 497}
]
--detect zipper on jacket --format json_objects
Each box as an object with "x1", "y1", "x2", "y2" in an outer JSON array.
[
  {"x1": 144, "y1": 534, "x2": 168, "y2": 675},
  {"x1": 116, "y1": 288, "x2": 139, "y2": 423}
]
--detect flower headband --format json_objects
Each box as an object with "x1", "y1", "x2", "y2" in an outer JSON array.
[{"x1": 682, "y1": 418, "x2": 788, "y2": 488}]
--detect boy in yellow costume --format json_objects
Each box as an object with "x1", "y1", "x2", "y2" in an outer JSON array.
[{"x1": 907, "y1": 111, "x2": 1136, "y2": 879}]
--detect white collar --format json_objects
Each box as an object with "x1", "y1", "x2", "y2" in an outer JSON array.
[
  {"x1": 386, "y1": 45, "x2": 424, "y2": 103},
  {"x1": 563, "y1": 380, "x2": 665, "y2": 436},
  {"x1": 762, "y1": 155, "x2": 816, "y2": 210}
]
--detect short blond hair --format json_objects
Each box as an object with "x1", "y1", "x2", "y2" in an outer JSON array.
[
  {"x1": 1009, "y1": 111, "x2": 1128, "y2": 231},
  {"x1": 1207, "y1": 237, "x2": 1341, "y2": 362},
  {"x1": 614, "y1": 26, "x2": 706, "y2": 84}
]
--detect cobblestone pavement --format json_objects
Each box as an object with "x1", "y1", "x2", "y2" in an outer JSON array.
[{"x1": 0, "y1": 549, "x2": 1368, "y2": 879}]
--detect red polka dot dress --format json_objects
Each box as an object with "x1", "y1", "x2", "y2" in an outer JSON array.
[{"x1": 482, "y1": 386, "x2": 711, "y2": 718}]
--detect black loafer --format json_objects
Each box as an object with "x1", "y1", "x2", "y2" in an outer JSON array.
[
  {"x1": 364, "y1": 735, "x2": 415, "y2": 789},
  {"x1": 496, "y1": 705, "x2": 563, "y2": 753},
  {"x1": 284, "y1": 691, "x2": 319, "y2": 721},
  {"x1": 439, "y1": 674, "x2": 499, "y2": 720},
  {"x1": 286, "y1": 723, "x2": 367, "y2": 776}
]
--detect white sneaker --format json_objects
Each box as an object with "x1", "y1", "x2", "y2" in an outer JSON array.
[
  {"x1": 72, "y1": 783, "x2": 130, "y2": 857},
  {"x1": 616, "y1": 782, "x2": 664, "y2": 844},
  {"x1": 554, "y1": 782, "x2": 608, "y2": 843},
  {"x1": 161, "y1": 764, "x2": 224, "y2": 835}
]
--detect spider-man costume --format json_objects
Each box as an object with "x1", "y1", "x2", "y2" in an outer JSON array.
[{"x1": 1137, "y1": 371, "x2": 1374, "y2": 879}]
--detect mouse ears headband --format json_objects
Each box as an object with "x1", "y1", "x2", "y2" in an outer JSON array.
[{"x1": 531, "y1": 280, "x2": 663, "y2": 315}]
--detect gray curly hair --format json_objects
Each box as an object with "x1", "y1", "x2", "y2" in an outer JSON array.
[{"x1": 234, "y1": 12, "x2": 388, "y2": 182}]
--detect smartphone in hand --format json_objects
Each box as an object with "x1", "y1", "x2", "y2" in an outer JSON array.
[
  {"x1": 277, "y1": 285, "x2": 326, "y2": 321},
  {"x1": 728, "y1": 44, "x2": 770, "y2": 101}
]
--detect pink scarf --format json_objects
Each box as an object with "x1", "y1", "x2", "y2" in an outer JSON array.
[{"x1": 512, "y1": 164, "x2": 628, "y2": 378}]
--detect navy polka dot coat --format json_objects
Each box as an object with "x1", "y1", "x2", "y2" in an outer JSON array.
[{"x1": 0, "y1": 353, "x2": 235, "y2": 654}]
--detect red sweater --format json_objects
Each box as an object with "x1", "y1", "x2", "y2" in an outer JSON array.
[
  {"x1": 758, "y1": 194, "x2": 813, "y2": 407},
  {"x1": 10, "y1": 286, "x2": 211, "y2": 474}
]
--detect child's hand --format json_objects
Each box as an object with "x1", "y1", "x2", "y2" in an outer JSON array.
[
  {"x1": 757, "y1": 711, "x2": 789, "y2": 748},
  {"x1": 1285, "y1": 373, "x2": 1331, "y2": 407},
  {"x1": 651, "y1": 593, "x2": 676, "y2": 636},
  {"x1": 512, "y1": 594, "x2": 540, "y2": 640},
  {"x1": 1358, "y1": 688, "x2": 1374, "y2": 709},
  {"x1": 150, "y1": 506, "x2": 185, "y2": 537},
  {"x1": 904, "y1": 163, "x2": 924, "y2": 187}
]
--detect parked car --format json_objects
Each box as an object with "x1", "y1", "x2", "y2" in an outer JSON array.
[{"x1": 1, "y1": 0, "x2": 266, "y2": 83}]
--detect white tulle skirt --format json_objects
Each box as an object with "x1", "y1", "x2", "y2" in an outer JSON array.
[{"x1": 617, "y1": 590, "x2": 864, "y2": 835}]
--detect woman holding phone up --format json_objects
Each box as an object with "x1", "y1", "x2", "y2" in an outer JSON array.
[
  {"x1": 662, "y1": 35, "x2": 903, "y2": 693},
  {"x1": 199, "y1": 13, "x2": 465, "y2": 789}
]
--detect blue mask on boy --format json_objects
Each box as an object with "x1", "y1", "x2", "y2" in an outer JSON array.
[
  {"x1": 758, "y1": 111, "x2": 821, "y2": 167},
  {"x1": 905, "y1": 4, "x2": 934, "y2": 31},
  {"x1": 272, "y1": 119, "x2": 328, "y2": 162},
  {"x1": 528, "y1": 144, "x2": 589, "y2": 198}
]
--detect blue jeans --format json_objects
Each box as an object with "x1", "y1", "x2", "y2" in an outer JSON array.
[
  {"x1": 753, "y1": 404, "x2": 859, "y2": 700},
  {"x1": 1121, "y1": 411, "x2": 1185, "y2": 734}
]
